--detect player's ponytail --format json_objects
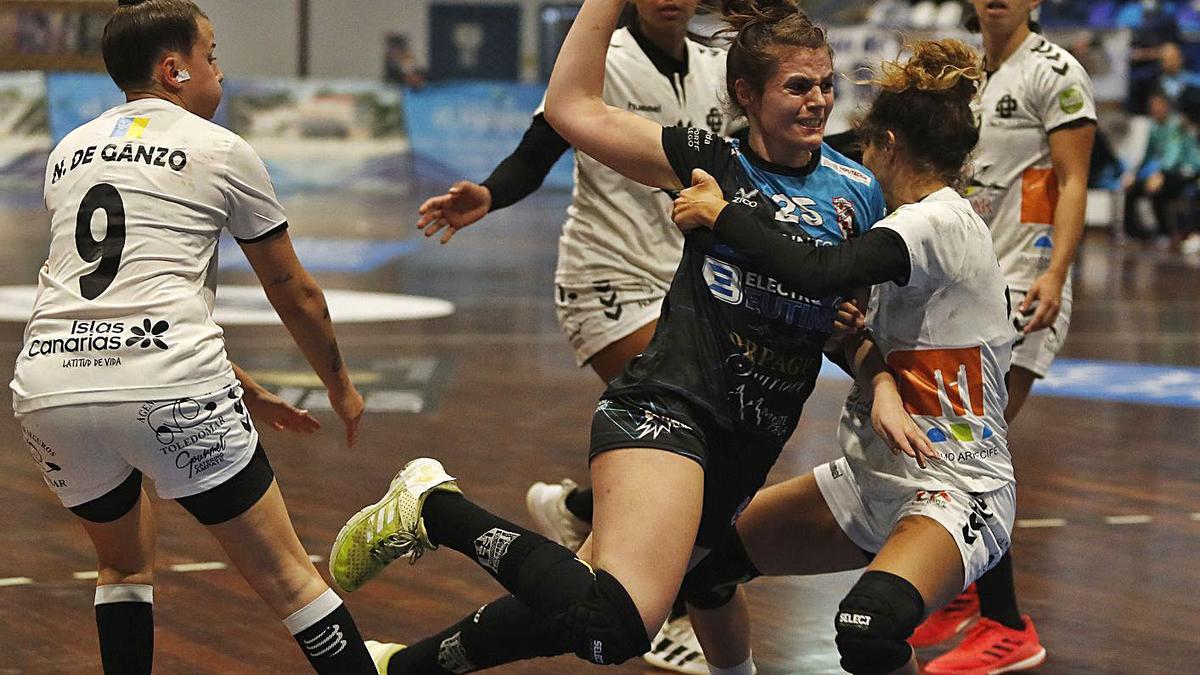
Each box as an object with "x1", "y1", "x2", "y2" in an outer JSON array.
[
  {"x1": 856, "y1": 39, "x2": 982, "y2": 187},
  {"x1": 719, "y1": 0, "x2": 833, "y2": 118},
  {"x1": 103, "y1": 0, "x2": 207, "y2": 91}
]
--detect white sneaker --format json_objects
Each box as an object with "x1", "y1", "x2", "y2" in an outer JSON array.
[
  {"x1": 364, "y1": 640, "x2": 405, "y2": 674},
  {"x1": 1181, "y1": 234, "x2": 1200, "y2": 255},
  {"x1": 643, "y1": 616, "x2": 709, "y2": 674},
  {"x1": 524, "y1": 478, "x2": 590, "y2": 552}
]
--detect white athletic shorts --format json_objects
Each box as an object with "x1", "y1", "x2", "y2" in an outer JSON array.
[
  {"x1": 815, "y1": 457, "x2": 1016, "y2": 590},
  {"x1": 16, "y1": 383, "x2": 259, "y2": 508},
  {"x1": 1009, "y1": 287, "x2": 1072, "y2": 378},
  {"x1": 554, "y1": 277, "x2": 665, "y2": 367}
]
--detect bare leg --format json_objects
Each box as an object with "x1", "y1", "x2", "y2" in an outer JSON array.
[
  {"x1": 1004, "y1": 366, "x2": 1037, "y2": 423},
  {"x1": 689, "y1": 586, "x2": 752, "y2": 668},
  {"x1": 80, "y1": 488, "x2": 156, "y2": 587},
  {"x1": 868, "y1": 515, "x2": 966, "y2": 675},
  {"x1": 78, "y1": 488, "x2": 156, "y2": 674},
  {"x1": 587, "y1": 320, "x2": 657, "y2": 383},
  {"x1": 588, "y1": 447, "x2": 704, "y2": 636},
  {"x1": 205, "y1": 479, "x2": 327, "y2": 617},
  {"x1": 688, "y1": 473, "x2": 869, "y2": 667}
]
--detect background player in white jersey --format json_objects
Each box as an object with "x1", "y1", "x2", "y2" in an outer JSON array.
[
  {"x1": 915, "y1": 3, "x2": 1095, "y2": 672},
  {"x1": 9, "y1": 1, "x2": 374, "y2": 672},
  {"x1": 668, "y1": 40, "x2": 1015, "y2": 675},
  {"x1": 416, "y1": 4, "x2": 729, "y2": 670}
]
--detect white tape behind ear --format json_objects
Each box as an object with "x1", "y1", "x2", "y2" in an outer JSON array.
[{"x1": 176, "y1": 69, "x2": 191, "y2": 82}]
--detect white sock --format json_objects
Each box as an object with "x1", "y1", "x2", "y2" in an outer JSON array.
[
  {"x1": 95, "y1": 583, "x2": 153, "y2": 605},
  {"x1": 282, "y1": 587, "x2": 342, "y2": 635},
  {"x1": 709, "y1": 654, "x2": 756, "y2": 675}
]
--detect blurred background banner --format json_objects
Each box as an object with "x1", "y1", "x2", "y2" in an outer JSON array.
[
  {"x1": 403, "y1": 80, "x2": 572, "y2": 188},
  {"x1": 221, "y1": 77, "x2": 407, "y2": 193},
  {"x1": 428, "y1": 3, "x2": 521, "y2": 81},
  {"x1": 0, "y1": 71, "x2": 47, "y2": 186},
  {"x1": 45, "y1": 72, "x2": 124, "y2": 144}
]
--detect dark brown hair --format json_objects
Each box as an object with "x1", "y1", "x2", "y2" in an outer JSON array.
[
  {"x1": 102, "y1": 0, "x2": 208, "y2": 91},
  {"x1": 856, "y1": 39, "x2": 982, "y2": 186},
  {"x1": 719, "y1": 0, "x2": 832, "y2": 116}
]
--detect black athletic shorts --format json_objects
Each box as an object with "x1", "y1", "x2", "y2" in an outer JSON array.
[{"x1": 589, "y1": 389, "x2": 786, "y2": 549}]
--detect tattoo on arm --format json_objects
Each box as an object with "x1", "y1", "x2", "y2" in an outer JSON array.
[
  {"x1": 330, "y1": 344, "x2": 343, "y2": 374},
  {"x1": 267, "y1": 272, "x2": 294, "y2": 287}
]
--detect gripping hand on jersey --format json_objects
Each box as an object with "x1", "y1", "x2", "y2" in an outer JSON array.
[
  {"x1": 672, "y1": 169, "x2": 727, "y2": 232},
  {"x1": 417, "y1": 181, "x2": 492, "y2": 244}
]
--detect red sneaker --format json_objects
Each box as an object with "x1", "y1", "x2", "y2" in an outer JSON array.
[
  {"x1": 909, "y1": 585, "x2": 980, "y2": 648},
  {"x1": 923, "y1": 615, "x2": 1047, "y2": 674}
]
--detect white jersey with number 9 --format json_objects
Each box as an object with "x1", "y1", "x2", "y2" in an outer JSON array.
[{"x1": 11, "y1": 98, "x2": 287, "y2": 414}]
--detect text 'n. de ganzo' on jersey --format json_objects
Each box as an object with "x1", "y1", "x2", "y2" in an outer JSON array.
[
  {"x1": 12, "y1": 98, "x2": 288, "y2": 414},
  {"x1": 608, "y1": 126, "x2": 885, "y2": 441}
]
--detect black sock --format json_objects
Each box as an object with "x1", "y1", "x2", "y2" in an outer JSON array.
[
  {"x1": 424, "y1": 492, "x2": 596, "y2": 614},
  {"x1": 564, "y1": 486, "x2": 594, "y2": 523},
  {"x1": 976, "y1": 551, "x2": 1025, "y2": 630},
  {"x1": 388, "y1": 595, "x2": 568, "y2": 674},
  {"x1": 285, "y1": 588, "x2": 376, "y2": 674},
  {"x1": 95, "y1": 584, "x2": 154, "y2": 675}
]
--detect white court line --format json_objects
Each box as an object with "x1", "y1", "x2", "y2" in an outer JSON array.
[
  {"x1": 0, "y1": 577, "x2": 33, "y2": 587},
  {"x1": 1105, "y1": 515, "x2": 1153, "y2": 525},
  {"x1": 308, "y1": 554, "x2": 324, "y2": 563},
  {"x1": 72, "y1": 571, "x2": 99, "y2": 580},
  {"x1": 1016, "y1": 518, "x2": 1068, "y2": 528},
  {"x1": 170, "y1": 562, "x2": 227, "y2": 573},
  {"x1": 1191, "y1": 513, "x2": 1200, "y2": 522}
]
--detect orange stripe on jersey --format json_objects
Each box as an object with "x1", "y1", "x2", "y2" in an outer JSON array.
[
  {"x1": 1019, "y1": 166, "x2": 1059, "y2": 225},
  {"x1": 886, "y1": 347, "x2": 985, "y2": 417}
]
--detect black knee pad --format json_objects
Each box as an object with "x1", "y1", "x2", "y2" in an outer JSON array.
[
  {"x1": 834, "y1": 571, "x2": 925, "y2": 675},
  {"x1": 70, "y1": 470, "x2": 142, "y2": 523},
  {"x1": 681, "y1": 529, "x2": 761, "y2": 610},
  {"x1": 176, "y1": 442, "x2": 274, "y2": 525},
  {"x1": 560, "y1": 569, "x2": 651, "y2": 665}
]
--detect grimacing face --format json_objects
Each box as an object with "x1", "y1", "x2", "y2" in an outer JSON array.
[{"x1": 741, "y1": 46, "x2": 835, "y2": 157}]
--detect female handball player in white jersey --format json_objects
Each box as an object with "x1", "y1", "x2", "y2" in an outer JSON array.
[
  {"x1": 10, "y1": 1, "x2": 374, "y2": 672},
  {"x1": 417, "y1": 4, "x2": 730, "y2": 670},
  {"x1": 325, "y1": 1, "x2": 902, "y2": 672},
  {"x1": 913, "y1": 3, "x2": 1095, "y2": 672},
  {"x1": 662, "y1": 39, "x2": 1017, "y2": 675}
]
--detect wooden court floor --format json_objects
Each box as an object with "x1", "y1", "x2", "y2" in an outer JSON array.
[{"x1": 0, "y1": 186, "x2": 1196, "y2": 674}]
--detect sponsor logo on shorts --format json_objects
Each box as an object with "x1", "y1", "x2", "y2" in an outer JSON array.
[
  {"x1": 23, "y1": 429, "x2": 66, "y2": 489},
  {"x1": 633, "y1": 409, "x2": 693, "y2": 440},
  {"x1": 914, "y1": 489, "x2": 952, "y2": 508}
]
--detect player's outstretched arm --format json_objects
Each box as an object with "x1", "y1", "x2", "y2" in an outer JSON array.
[
  {"x1": 240, "y1": 231, "x2": 364, "y2": 448},
  {"x1": 416, "y1": 116, "x2": 573, "y2": 244},
  {"x1": 544, "y1": 0, "x2": 681, "y2": 190}
]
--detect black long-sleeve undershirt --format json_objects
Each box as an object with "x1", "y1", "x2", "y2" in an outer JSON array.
[
  {"x1": 713, "y1": 203, "x2": 912, "y2": 298},
  {"x1": 480, "y1": 114, "x2": 571, "y2": 212}
]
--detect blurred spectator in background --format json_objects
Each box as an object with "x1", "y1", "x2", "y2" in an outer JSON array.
[
  {"x1": 1122, "y1": 0, "x2": 1182, "y2": 114},
  {"x1": 1122, "y1": 89, "x2": 1200, "y2": 246},
  {"x1": 384, "y1": 33, "x2": 426, "y2": 88},
  {"x1": 1158, "y1": 42, "x2": 1200, "y2": 118}
]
